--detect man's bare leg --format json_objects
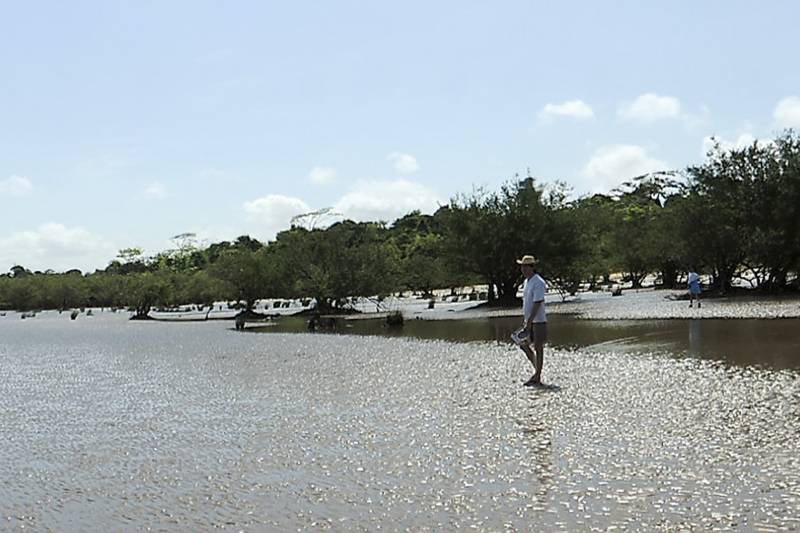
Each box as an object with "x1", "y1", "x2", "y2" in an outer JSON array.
[
  {"x1": 521, "y1": 343, "x2": 538, "y2": 385},
  {"x1": 524, "y1": 341, "x2": 543, "y2": 385}
]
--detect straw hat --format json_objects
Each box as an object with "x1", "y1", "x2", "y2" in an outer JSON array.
[{"x1": 516, "y1": 255, "x2": 538, "y2": 266}]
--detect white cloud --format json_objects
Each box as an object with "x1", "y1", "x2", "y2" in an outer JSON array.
[
  {"x1": 243, "y1": 194, "x2": 312, "y2": 240},
  {"x1": 619, "y1": 93, "x2": 682, "y2": 122},
  {"x1": 308, "y1": 166, "x2": 337, "y2": 185},
  {"x1": 334, "y1": 178, "x2": 440, "y2": 222},
  {"x1": 0, "y1": 223, "x2": 116, "y2": 273},
  {"x1": 144, "y1": 181, "x2": 168, "y2": 200},
  {"x1": 538, "y1": 99, "x2": 594, "y2": 121},
  {"x1": 701, "y1": 133, "x2": 771, "y2": 157},
  {"x1": 0, "y1": 175, "x2": 33, "y2": 197},
  {"x1": 387, "y1": 152, "x2": 419, "y2": 174},
  {"x1": 582, "y1": 145, "x2": 669, "y2": 193},
  {"x1": 774, "y1": 96, "x2": 800, "y2": 129}
]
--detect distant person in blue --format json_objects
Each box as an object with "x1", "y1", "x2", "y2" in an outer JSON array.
[
  {"x1": 687, "y1": 270, "x2": 702, "y2": 308},
  {"x1": 514, "y1": 255, "x2": 548, "y2": 386}
]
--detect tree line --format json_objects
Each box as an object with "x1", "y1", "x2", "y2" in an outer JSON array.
[{"x1": 1, "y1": 131, "x2": 798, "y2": 314}]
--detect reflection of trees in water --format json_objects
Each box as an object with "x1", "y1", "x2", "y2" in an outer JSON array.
[
  {"x1": 491, "y1": 320, "x2": 507, "y2": 345},
  {"x1": 491, "y1": 319, "x2": 519, "y2": 345}
]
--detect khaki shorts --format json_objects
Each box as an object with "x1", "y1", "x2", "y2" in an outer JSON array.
[{"x1": 531, "y1": 322, "x2": 548, "y2": 347}]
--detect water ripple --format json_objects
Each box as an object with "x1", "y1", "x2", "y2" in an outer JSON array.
[{"x1": 0, "y1": 316, "x2": 798, "y2": 530}]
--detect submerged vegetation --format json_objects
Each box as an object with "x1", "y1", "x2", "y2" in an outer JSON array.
[{"x1": 1, "y1": 131, "x2": 799, "y2": 313}]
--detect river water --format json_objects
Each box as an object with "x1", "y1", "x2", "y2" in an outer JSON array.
[
  {"x1": 254, "y1": 314, "x2": 800, "y2": 371},
  {"x1": 1, "y1": 312, "x2": 799, "y2": 531}
]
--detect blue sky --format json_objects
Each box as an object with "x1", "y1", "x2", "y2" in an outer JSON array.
[{"x1": 1, "y1": 1, "x2": 799, "y2": 271}]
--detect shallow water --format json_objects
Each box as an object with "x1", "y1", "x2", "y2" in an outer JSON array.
[
  {"x1": 1, "y1": 312, "x2": 799, "y2": 531},
  {"x1": 253, "y1": 314, "x2": 800, "y2": 370}
]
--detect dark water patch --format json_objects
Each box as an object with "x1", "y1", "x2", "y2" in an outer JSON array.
[{"x1": 250, "y1": 314, "x2": 800, "y2": 370}]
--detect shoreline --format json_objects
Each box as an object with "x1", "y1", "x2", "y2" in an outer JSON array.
[
  {"x1": 354, "y1": 288, "x2": 800, "y2": 322},
  {"x1": 4, "y1": 288, "x2": 800, "y2": 323}
]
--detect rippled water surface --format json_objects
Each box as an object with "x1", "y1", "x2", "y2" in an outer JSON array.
[{"x1": 1, "y1": 312, "x2": 799, "y2": 531}]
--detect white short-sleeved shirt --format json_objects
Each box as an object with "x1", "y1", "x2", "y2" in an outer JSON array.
[{"x1": 522, "y1": 273, "x2": 547, "y2": 323}]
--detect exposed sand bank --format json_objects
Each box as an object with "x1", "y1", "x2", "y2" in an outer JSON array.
[{"x1": 373, "y1": 288, "x2": 800, "y2": 321}]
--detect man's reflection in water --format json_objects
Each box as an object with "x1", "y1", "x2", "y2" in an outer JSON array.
[
  {"x1": 688, "y1": 319, "x2": 702, "y2": 353},
  {"x1": 516, "y1": 396, "x2": 559, "y2": 510}
]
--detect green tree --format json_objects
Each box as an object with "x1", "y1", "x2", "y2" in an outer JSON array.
[
  {"x1": 400, "y1": 233, "x2": 447, "y2": 296},
  {"x1": 272, "y1": 221, "x2": 398, "y2": 312},
  {"x1": 208, "y1": 248, "x2": 275, "y2": 310},
  {"x1": 443, "y1": 178, "x2": 551, "y2": 304},
  {"x1": 388, "y1": 211, "x2": 449, "y2": 295},
  {"x1": 180, "y1": 271, "x2": 225, "y2": 315},
  {"x1": 572, "y1": 195, "x2": 616, "y2": 289},
  {"x1": 107, "y1": 247, "x2": 149, "y2": 275},
  {"x1": 605, "y1": 177, "x2": 674, "y2": 288},
  {"x1": 685, "y1": 142, "x2": 754, "y2": 292},
  {"x1": 683, "y1": 132, "x2": 800, "y2": 292},
  {"x1": 4, "y1": 277, "x2": 36, "y2": 311},
  {"x1": 48, "y1": 271, "x2": 87, "y2": 310},
  {"x1": 125, "y1": 272, "x2": 174, "y2": 318},
  {"x1": 543, "y1": 195, "x2": 592, "y2": 297}
]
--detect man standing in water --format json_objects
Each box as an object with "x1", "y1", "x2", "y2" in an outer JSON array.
[{"x1": 515, "y1": 255, "x2": 547, "y2": 386}]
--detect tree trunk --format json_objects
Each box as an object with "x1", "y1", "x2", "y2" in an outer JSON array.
[
  {"x1": 314, "y1": 296, "x2": 332, "y2": 314},
  {"x1": 768, "y1": 270, "x2": 788, "y2": 292},
  {"x1": 496, "y1": 277, "x2": 519, "y2": 306},
  {"x1": 487, "y1": 279, "x2": 497, "y2": 304},
  {"x1": 659, "y1": 260, "x2": 679, "y2": 289},
  {"x1": 629, "y1": 272, "x2": 645, "y2": 289},
  {"x1": 131, "y1": 302, "x2": 152, "y2": 320},
  {"x1": 712, "y1": 266, "x2": 735, "y2": 294}
]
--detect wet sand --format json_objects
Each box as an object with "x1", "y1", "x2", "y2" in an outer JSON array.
[{"x1": 1, "y1": 317, "x2": 798, "y2": 531}]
